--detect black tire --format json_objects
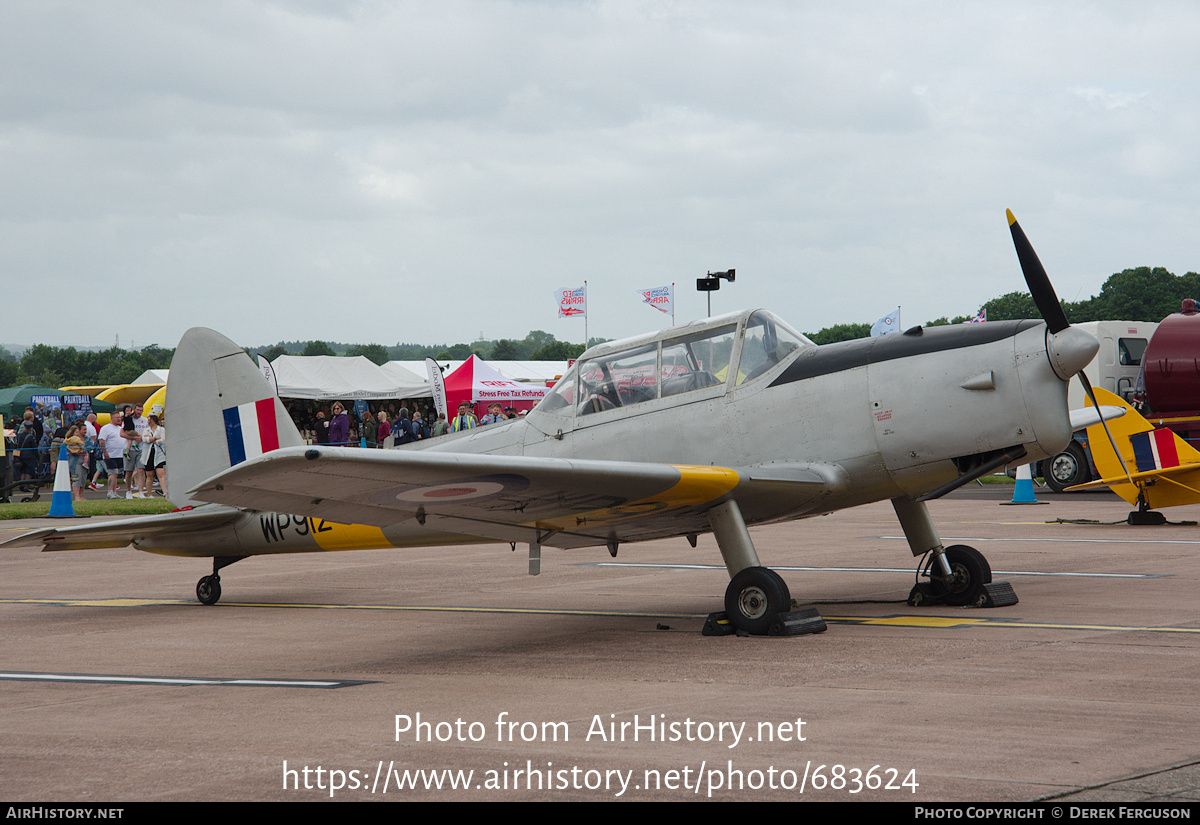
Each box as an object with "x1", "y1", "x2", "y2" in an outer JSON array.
[
  {"x1": 196, "y1": 575, "x2": 221, "y2": 606},
  {"x1": 932, "y1": 545, "x2": 991, "y2": 607},
  {"x1": 724, "y1": 567, "x2": 792, "y2": 635},
  {"x1": 1043, "y1": 442, "x2": 1089, "y2": 493}
]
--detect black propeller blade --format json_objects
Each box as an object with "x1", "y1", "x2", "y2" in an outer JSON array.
[
  {"x1": 1007, "y1": 209, "x2": 1131, "y2": 488},
  {"x1": 1007, "y1": 209, "x2": 1070, "y2": 334}
]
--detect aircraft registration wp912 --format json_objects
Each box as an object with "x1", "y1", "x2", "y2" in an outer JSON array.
[{"x1": 5, "y1": 213, "x2": 1105, "y2": 636}]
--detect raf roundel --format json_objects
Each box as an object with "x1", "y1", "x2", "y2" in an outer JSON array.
[
  {"x1": 394, "y1": 481, "x2": 510, "y2": 503},
  {"x1": 369, "y1": 473, "x2": 532, "y2": 507}
]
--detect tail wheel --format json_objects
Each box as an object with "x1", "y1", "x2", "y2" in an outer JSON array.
[
  {"x1": 196, "y1": 575, "x2": 221, "y2": 606},
  {"x1": 724, "y1": 567, "x2": 791, "y2": 635}
]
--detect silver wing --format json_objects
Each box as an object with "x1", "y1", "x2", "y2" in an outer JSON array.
[{"x1": 190, "y1": 446, "x2": 847, "y2": 549}]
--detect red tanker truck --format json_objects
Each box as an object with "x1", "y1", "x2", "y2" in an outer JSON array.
[
  {"x1": 1040, "y1": 302, "x2": 1198, "y2": 492},
  {"x1": 1132, "y1": 298, "x2": 1200, "y2": 447}
]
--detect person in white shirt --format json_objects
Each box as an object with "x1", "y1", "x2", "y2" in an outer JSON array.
[
  {"x1": 142, "y1": 414, "x2": 167, "y2": 499},
  {"x1": 122, "y1": 404, "x2": 150, "y2": 498},
  {"x1": 97, "y1": 412, "x2": 126, "y2": 499}
]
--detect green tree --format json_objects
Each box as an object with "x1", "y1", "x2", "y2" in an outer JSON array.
[
  {"x1": 436, "y1": 343, "x2": 474, "y2": 360},
  {"x1": 110, "y1": 351, "x2": 152, "y2": 384},
  {"x1": 980, "y1": 291, "x2": 1040, "y2": 322},
  {"x1": 805, "y1": 323, "x2": 871, "y2": 345},
  {"x1": 301, "y1": 340, "x2": 336, "y2": 357},
  {"x1": 347, "y1": 343, "x2": 389, "y2": 365},
  {"x1": 490, "y1": 339, "x2": 520, "y2": 360},
  {"x1": 1088, "y1": 267, "x2": 1188, "y2": 321},
  {"x1": 390, "y1": 342, "x2": 446, "y2": 359},
  {"x1": 19, "y1": 344, "x2": 58, "y2": 383},
  {"x1": 530, "y1": 340, "x2": 585, "y2": 360},
  {"x1": 515, "y1": 330, "x2": 556, "y2": 359},
  {"x1": 263, "y1": 345, "x2": 290, "y2": 361}
]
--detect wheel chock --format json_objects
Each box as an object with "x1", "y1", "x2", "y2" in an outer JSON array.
[
  {"x1": 980, "y1": 581, "x2": 1018, "y2": 607},
  {"x1": 908, "y1": 580, "x2": 1018, "y2": 608},
  {"x1": 702, "y1": 611, "x2": 737, "y2": 636},
  {"x1": 702, "y1": 608, "x2": 827, "y2": 636},
  {"x1": 1127, "y1": 510, "x2": 1167, "y2": 526},
  {"x1": 768, "y1": 608, "x2": 827, "y2": 636},
  {"x1": 907, "y1": 582, "x2": 942, "y2": 606}
]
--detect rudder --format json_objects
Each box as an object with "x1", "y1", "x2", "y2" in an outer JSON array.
[{"x1": 166, "y1": 328, "x2": 304, "y2": 505}]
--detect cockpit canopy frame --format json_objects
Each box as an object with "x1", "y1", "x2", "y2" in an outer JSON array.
[{"x1": 535, "y1": 309, "x2": 813, "y2": 420}]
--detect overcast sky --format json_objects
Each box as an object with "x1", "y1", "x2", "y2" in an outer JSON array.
[{"x1": 3, "y1": 1, "x2": 1198, "y2": 351}]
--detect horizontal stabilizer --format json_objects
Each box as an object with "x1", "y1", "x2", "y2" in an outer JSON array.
[{"x1": 0, "y1": 506, "x2": 243, "y2": 552}]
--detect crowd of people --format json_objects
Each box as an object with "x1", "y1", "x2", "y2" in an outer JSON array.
[
  {"x1": 6, "y1": 402, "x2": 167, "y2": 501},
  {"x1": 288, "y1": 399, "x2": 438, "y2": 447},
  {"x1": 91, "y1": 403, "x2": 168, "y2": 500},
  {"x1": 285, "y1": 399, "x2": 527, "y2": 446},
  {"x1": 5, "y1": 394, "x2": 532, "y2": 500}
]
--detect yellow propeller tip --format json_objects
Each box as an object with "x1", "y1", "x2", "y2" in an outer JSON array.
[{"x1": 1006, "y1": 209, "x2": 1016, "y2": 225}]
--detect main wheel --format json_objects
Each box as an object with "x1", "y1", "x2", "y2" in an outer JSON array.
[
  {"x1": 932, "y1": 545, "x2": 991, "y2": 606},
  {"x1": 1043, "y1": 442, "x2": 1089, "y2": 493},
  {"x1": 724, "y1": 567, "x2": 792, "y2": 635},
  {"x1": 196, "y1": 575, "x2": 222, "y2": 606}
]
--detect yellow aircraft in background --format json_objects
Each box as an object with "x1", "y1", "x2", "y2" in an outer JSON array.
[{"x1": 1073, "y1": 387, "x2": 1200, "y2": 523}]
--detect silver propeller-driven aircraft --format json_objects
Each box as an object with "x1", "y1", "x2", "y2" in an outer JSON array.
[{"x1": 5, "y1": 213, "x2": 1102, "y2": 635}]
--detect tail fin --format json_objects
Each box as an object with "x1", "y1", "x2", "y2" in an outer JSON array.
[
  {"x1": 166, "y1": 328, "x2": 304, "y2": 505},
  {"x1": 1083, "y1": 387, "x2": 1200, "y2": 508}
]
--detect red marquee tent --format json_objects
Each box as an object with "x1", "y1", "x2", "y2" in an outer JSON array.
[{"x1": 443, "y1": 355, "x2": 547, "y2": 416}]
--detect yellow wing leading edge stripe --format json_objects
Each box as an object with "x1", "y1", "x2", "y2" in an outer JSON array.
[{"x1": 525, "y1": 464, "x2": 741, "y2": 530}]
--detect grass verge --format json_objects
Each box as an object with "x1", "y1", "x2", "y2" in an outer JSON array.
[{"x1": 0, "y1": 497, "x2": 176, "y2": 519}]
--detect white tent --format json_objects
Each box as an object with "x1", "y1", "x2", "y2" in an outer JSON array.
[
  {"x1": 130, "y1": 369, "x2": 169, "y2": 385},
  {"x1": 389, "y1": 360, "x2": 569, "y2": 386},
  {"x1": 270, "y1": 355, "x2": 430, "y2": 400},
  {"x1": 379, "y1": 361, "x2": 430, "y2": 390}
]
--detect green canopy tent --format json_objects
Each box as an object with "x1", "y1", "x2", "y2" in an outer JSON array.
[{"x1": 0, "y1": 384, "x2": 116, "y2": 423}]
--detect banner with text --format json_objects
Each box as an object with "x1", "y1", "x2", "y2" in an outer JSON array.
[{"x1": 425, "y1": 357, "x2": 448, "y2": 420}]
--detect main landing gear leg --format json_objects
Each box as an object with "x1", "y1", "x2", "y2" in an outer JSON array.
[
  {"x1": 893, "y1": 497, "x2": 1015, "y2": 608},
  {"x1": 196, "y1": 556, "x2": 247, "y2": 606},
  {"x1": 703, "y1": 500, "x2": 824, "y2": 637}
]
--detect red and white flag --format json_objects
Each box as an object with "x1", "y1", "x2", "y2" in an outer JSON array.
[
  {"x1": 637, "y1": 285, "x2": 673, "y2": 315},
  {"x1": 556, "y1": 285, "x2": 586, "y2": 317}
]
